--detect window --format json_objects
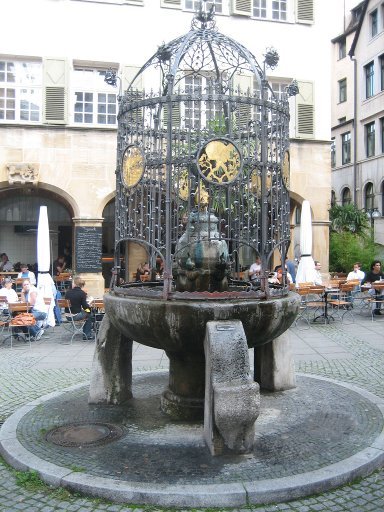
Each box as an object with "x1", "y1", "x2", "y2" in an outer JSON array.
[
  {"x1": 331, "y1": 139, "x2": 336, "y2": 168},
  {"x1": 338, "y1": 38, "x2": 346, "y2": 59},
  {"x1": 250, "y1": 78, "x2": 288, "y2": 123},
  {"x1": 271, "y1": 81, "x2": 289, "y2": 99},
  {"x1": 185, "y1": 0, "x2": 222, "y2": 13},
  {"x1": 72, "y1": 68, "x2": 117, "y2": 126},
  {"x1": 0, "y1": 60, "x2": 42, "y2": 122},
  {"x1": 365, "y1": 62, "x2": 374, "y2": 98},
  {"x1": 184, "y1": 75, "x2": 202, "y2": 128},
  {"x1": 272, "y1": 0, "x2": 286, "y2": 20},
  {"x1": 370, "y1": 9, "x2": 378, "y2": 37},
  {"x1": 364, "y1": 182, "x2": 375, "y2": 211},
  {"x1": 380, "y1": 54, "x2": 384, "y2": 91},
  {"x1": 338, "y1": 78, "x2": 347, "y2": 102},
  {"x1": 342, "y1": 187, "x2": 351, "y2": 206},
  {"x1": 365, "y1": 122, "x2": 375, "y2": 157},
  {"x1": 252, "y1": 0, "x2": 286, "y2": 20},
  {"x1": 331, "y1": 190, "x2": 336, "y2": 207},
  {"x1": 341, "y1": 132, "x2": 351, "y2": 164},
  {"x1": 338, "y1": 117, "x2": 346, "y2": 124},
  {"x1": 381, "y1": 117, "x2": 384, "y2": 153},
  {"x1": 253, "y1": 0, "x2": 266, "y2": 18}
]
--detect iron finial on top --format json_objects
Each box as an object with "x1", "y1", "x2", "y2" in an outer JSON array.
[{"x1": 192, "y1": 0, "x2": 216, "y2": 30}]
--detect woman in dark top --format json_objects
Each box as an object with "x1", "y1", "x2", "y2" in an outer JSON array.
[
  {"x1": 361, "y1": 260, "x2": 383, "y2": 285},
  {"x1": 361, "y1": 261, "x2": 383, "y2": 315},
  {"x1": 65, "y1": 276, "x2": 93, "y2": 338}
]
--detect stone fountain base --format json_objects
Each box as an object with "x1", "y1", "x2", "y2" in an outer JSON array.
[
  {"x1": 89, "y1": 291, "x2": 300, "y2": 422},
  {"x1": 1, "y1": 371, "x2": 384, "y2": 508}
]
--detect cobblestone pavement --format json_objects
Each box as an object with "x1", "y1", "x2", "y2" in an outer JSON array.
[{"x1": 0, "y1": 318, "x2": 383, "y2": 512}]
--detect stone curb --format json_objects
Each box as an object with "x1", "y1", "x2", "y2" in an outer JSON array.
[{"x1": 1, "y1": 373, "x2": 383, "y2": 508}]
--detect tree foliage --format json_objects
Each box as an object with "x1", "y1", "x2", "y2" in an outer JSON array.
[
  {"x1": 329, "y1": 231, "x2": 376, "y2": 273},
  {"x1": 329, "y1": 204, "x2": 369, "y2": 234},
  {"x1": 328, "y1": 204, "x2": 377, "y2": 273}
]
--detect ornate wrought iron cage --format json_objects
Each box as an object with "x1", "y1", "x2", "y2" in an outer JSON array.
[{"x1": 111, "y1": 3, "x2": 296, "y2": 298}]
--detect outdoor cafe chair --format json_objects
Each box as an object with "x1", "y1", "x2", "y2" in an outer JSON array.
[
  {"x1": 0, "y1": 295, "x2": 11, "y2": 341},
  {"x1": 293, "y1": 288, "x2": 312, "y2": 330},
  {"x1": 7, "y1": 302, "x2": 33, "y2": 348},
  {"x1": 91, "y1": 299, "x2": 105, "y2": 340},
  {"x1": 54, "y1": 273, "x2": 72, "y2": 292},
  {"x1": 57, "y1": 298, "x2": 87, "y2": 344},
  {"x1": 328, "y1": 283, "x2": 355, "y2": 324},
  {"x1": 307, "y1": 286, "x2": 327, "y2": 324},
  {"x1": 15, "y1": 278, "x2": 24, "y2": 293},
  {"x1": 369, "y1": 282, "x2": 384, "y2": 321}
]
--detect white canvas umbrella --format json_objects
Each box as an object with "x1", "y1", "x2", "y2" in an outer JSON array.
[
  {"x1": 295, "y1": 200, "x2": 316, "y2": 285},
  {"x1": 36, "y1": 206, "x2": 56, "y2": 327}
]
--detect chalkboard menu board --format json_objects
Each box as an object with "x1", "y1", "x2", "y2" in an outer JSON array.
[{"x1": 75, "y1": 226, "x2": 102, "y2": 273}]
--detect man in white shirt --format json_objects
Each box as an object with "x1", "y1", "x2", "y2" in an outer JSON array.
[
  {"x1": 313, "y1": 261, "x2": 323, "y2": 285},
  {"x1": 249, "y1": 256, "x2": 262, "y2": 283},
  {"x1": 20, "y1": 279, "x2": 47, "y2": 340},
  {"x1": 347, "y1": 262, "x2": 365, "y2": 282},
  {"x1": 17, "y1": 264, "x2": 36, "y2": 285},
  {"x1": 0, "y1": 277, "x2": 18, "y2": 312}
]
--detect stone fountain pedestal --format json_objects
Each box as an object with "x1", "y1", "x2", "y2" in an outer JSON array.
[{"x1": 89, "y1": 291, "x2": 299, "y2": 426}]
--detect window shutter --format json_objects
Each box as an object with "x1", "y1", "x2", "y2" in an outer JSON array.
[
  {"x1": 122, "y1": 66, "x2": 144, "y2": 125},
  {"x1": 296, "y1": 0, "x2": 314, "y2": 23},
  {"x1": 43, "y1": 58, "x2": 68, "y2": 124},
  {"x1": 162, "y1": 102, "x2": 181, "y2": 128},
  {"x1": 233, "y1": 74, "x2": 253, "y2": 130},
  {"x1": 295, "y1": 80, "x2": 314, "y2": 138},
  {"x1": 161, "y1": 0, "x2": 181, "y2": 8},
  {"x1": 231, "y1": 0, "x2": 252, "y2": 16}
]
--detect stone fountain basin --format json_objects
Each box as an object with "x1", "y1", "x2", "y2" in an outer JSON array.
[{"x1": 104, "y1": 291, "x2": 300, "y2": 354}]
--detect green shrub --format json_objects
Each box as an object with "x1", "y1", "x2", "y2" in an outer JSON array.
[{"x1": 329, "y1": 231, "x2": 376, "y2": 274}]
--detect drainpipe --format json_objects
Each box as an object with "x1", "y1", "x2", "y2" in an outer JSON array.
[{"x1": 352, "y1": 55, "x2": 357, "y2": 207}]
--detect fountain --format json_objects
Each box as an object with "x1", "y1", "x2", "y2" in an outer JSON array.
[
  {"x1": 89, "y1": 1, "x2": 300, "y2": 452},
  {"x1": 2, "y1": 5, "x2": 384, "y2": 508}
]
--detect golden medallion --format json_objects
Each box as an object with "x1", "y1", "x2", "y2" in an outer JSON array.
[
  {"x1": 121, "y1": 145, "x2": 145, "y2": 189},
  {"x1": 197, "y1": 138, "x2": 241, "y2": 185}
]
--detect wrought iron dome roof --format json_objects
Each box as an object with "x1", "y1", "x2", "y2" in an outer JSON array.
[{"x1": 121, "y1": 1, "x2": 282, "y2": 106}]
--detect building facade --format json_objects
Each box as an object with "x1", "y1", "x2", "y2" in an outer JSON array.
[
  {"x1": 1, "y1": 0, "x2": 345, "y2": 295},
  {"x1": 331, "y1": 0, "x2": 384, "y2": 245}
]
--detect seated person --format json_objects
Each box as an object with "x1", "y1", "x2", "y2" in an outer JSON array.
[
  {"x1": 20, "y1": 279, "x2": 47, "y2": 340},
  {"x1": 361, "y1": 260, "x2": 384, "y2": 316},
  {"x1": 0, "y1": 277, "x2": 18, "y2": 313},
  {"x1": 136, "y1": 262, "x2": 150, "y2": 282},
  {"x1": 313, "y1": 261, "x2": 323, "y2": 285},
  {"x1": 53, "y1": 256, "x2": 67, "y2": 276},
  {"x1": 285, "y1": 258, "x2": 296, "y2": 284},
  {"x1": 347, "y1": 262, "x2": 365, "y2": 283},
  {"x1": 274, "y1": 265, "x2": 293, "y2": 285},
  {"x1": 65, "y1": 276, "x2": 93, "y2": 339},
  {"x1": 18, "y1": 263, "x2": 36, "y2": 285},
  {"x1": 156, "y1": 256, "x2": 164, "y2": 277},
  {"x1": 248, "y1": 256, "x2": 262, "y2": 284},
  {"x1": 0, "y1": 253, "x2": 14, "y2": 272}
]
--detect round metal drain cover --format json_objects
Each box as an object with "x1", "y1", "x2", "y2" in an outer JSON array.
[{"x1": 46, "y1": 423, "x2": 123, "y2": 447}]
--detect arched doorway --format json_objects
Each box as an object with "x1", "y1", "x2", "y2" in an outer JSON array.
[{"x1": 0, "y1": 187, "x2": 73, "y2": 272}]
